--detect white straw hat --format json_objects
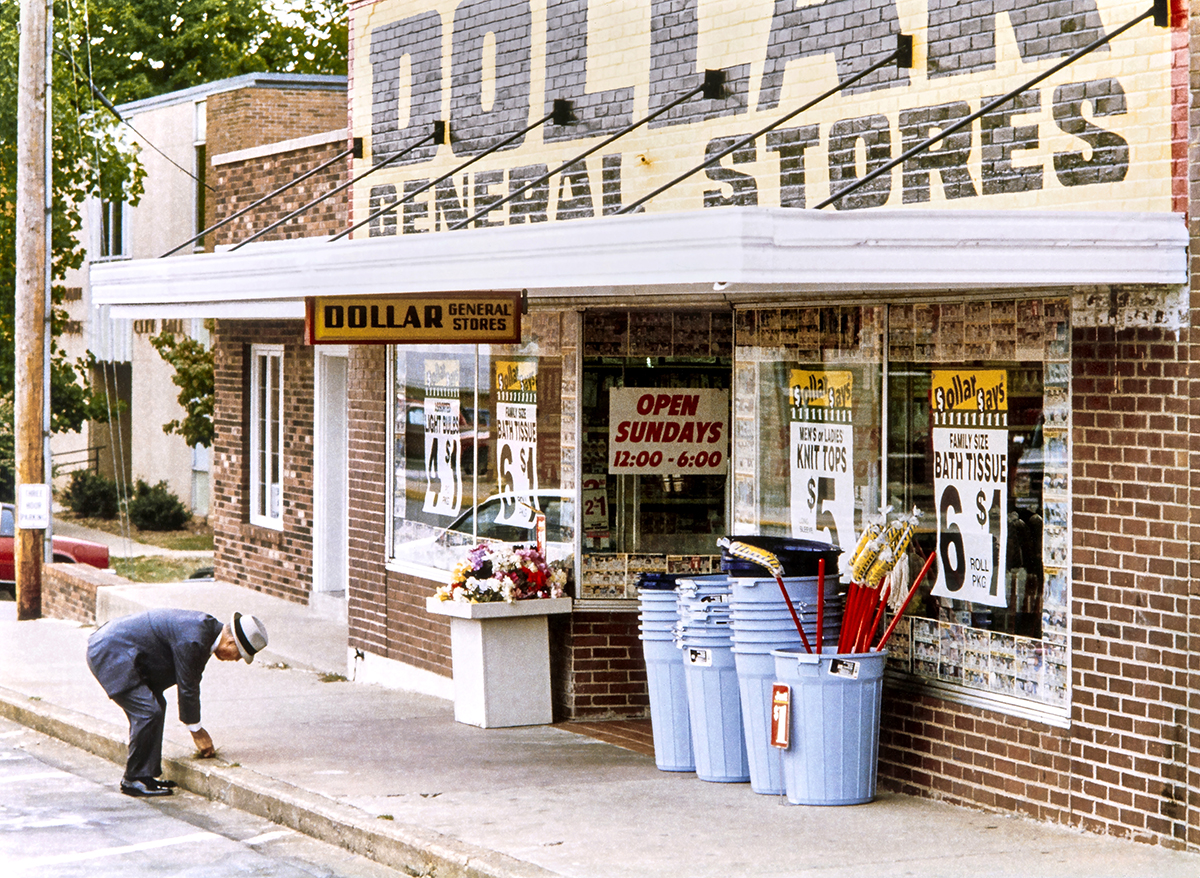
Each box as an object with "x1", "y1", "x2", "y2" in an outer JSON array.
[{"x1": 230, "y1": 612, "x2": 268, "y2": 663}]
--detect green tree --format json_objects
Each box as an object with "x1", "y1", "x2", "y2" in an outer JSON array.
[
  {"x1": 1, "y1": 0, "x2": 146, "y2": 500},
  {"x1": 1, "y1": 0, "x2": 348, "y2": 497},
  {"x1": 150, "y1": 328, "x2": 214, "y2": 449},
  {"x1": 70, "y1": 0, "x2": 348, "y2": 104}
]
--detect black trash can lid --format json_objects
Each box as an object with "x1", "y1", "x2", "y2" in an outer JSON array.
[
  {"x1": 636, "y1": 572, "x2": 680, "y2": 590},
  {"x1": 720, "y1": 535, "x2": 841, "y2": 577}
]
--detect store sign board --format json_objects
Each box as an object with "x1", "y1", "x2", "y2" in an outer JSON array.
[
  {"x1": 789, "y1": 369, "x2": 855, "y2": 550},
  {"x1": 307, "y1": 292, "x2": 521, "y2": 344},
  {"x1": 351, "y1": 0, "x2": 1174, "y2": 233},
  {"x1": 929, "y1": 369, "x2": 1009, "y2": 608},
  {"x1": 608, "y1": 388, "x2": 729, "y2": 475}
]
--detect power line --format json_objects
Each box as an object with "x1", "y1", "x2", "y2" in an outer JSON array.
[{"x1": 55, "y1": 44, "x2": 214, "y2": 192}]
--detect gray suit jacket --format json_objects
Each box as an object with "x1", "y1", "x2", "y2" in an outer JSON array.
[{"x1": 87, "y1": 609, "x2": 224, "y2": 726}]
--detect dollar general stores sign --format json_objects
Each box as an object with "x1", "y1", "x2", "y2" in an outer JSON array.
[
  {"x1": 349, "y1": 0, "x2": 1177, "y2": 235},
  {"x1": 306, "y1": 292, "x2": 522, "y2": 344}
]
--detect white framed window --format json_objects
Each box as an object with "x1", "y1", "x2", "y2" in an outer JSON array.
[
  {"x1": 94, "y1": 197, "x2": 129, "y2": 259},
  {"x1": 250, "y1": 344, "x2": 284, "y2": 529}
]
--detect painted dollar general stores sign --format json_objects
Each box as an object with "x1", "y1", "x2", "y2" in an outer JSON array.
[
  {"x1": 349, "y1": 0, "x2": 1177, "y2": 234},
  {"x1": 307, "y1": 292, "x2": 522, "y2": 343}
]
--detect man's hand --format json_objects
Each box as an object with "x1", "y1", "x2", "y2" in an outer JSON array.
[{"x1": 190, "y1": 728, "x2": 215, "y2": 758}]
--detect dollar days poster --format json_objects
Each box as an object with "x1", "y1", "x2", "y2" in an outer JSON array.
[
  {"x1": 494, "y1": 359, "x2": 538, "y2": 527},
  {"x1": 789, "y1": 369, "x2": 853, "y2": 550},
  {"x1": 929, "y1": 369, "x2": 1009, "y2": 608}
]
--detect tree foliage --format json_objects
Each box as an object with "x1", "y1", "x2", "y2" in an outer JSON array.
[
  {"x1": 1, "y1": 0, "x2": 146, "y2": 501},
  {"x1": 71, "y1": 0, "x2": 348, "y2": 104},
  {"x1": 1, "y1": 0, "x2": 347, "y2": 496},
  {"x1": 149, "y1": 328, "x2": 214, "y2": 449}
]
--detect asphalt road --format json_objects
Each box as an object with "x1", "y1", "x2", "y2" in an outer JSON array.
[{"x1": 0, "y1": 716, "x2": 403, "y2": 877}]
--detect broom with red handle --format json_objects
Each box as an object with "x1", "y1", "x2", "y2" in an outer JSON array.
[{"x1": 816, "y1": 558, "x2": 825, "y2": 654}]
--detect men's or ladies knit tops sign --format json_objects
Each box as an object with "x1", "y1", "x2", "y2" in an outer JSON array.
[{"x1": 788, "y1": 369, "x2": 854, "y2": 549}]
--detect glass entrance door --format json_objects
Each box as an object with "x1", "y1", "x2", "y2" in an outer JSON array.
[{"x1": 578, "y1": 309, "x2": 734, "y2": 600}]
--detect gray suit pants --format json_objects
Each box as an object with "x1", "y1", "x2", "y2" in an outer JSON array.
[{"x1": 108, "y1": 683, "x2": 167, "y2": 781}]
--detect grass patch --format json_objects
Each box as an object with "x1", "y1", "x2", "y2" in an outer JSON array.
[
  {"x1": 111, "y1": 556, "x2": 211, "y2": 583},
  {"x1": 59, "y1": 511, "x2": 214, "y2": 551},
  {"x1": 319, "y1": 673, "x2": 347, "y2": 683}
]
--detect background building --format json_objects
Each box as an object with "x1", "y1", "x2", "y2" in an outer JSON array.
[{"x1": 57, "y1": 73, "x2": 346, "y2": 516}]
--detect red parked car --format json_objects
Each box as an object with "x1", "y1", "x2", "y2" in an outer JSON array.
[{"x1": 0, "y1": 502, "x2": 111, "y2": 587}]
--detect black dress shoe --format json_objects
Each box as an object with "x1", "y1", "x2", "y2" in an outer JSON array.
[
  {"x1": 149, "y1": 778, "x2": 178, "y2": 789},
  {"x1": 120, "y1": 778, "x2": 172, "y2": 797}
]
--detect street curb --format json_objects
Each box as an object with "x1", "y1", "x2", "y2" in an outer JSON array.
[{"x1": 0, "y1": 686, "x2": 560, "y2": 878}]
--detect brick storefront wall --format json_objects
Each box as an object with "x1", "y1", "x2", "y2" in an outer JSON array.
[
  {"x1": 879, "y1": 324, "x2": 1198, "y2": 850},
  {"x1": 551, "y1": 613, "x2": 648, "y2": 720},
  {"x1": 210, "y1": 320, "x2": 314, "y2": 604},
  {"x1": 346, "y1": 345, "x2": 393, "y2": 660}
]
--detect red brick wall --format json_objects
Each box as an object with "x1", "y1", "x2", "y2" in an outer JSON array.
[
  {"x1": 552, "y1": 611, "x2": 648, "y2": 720},
  {"x1": 212, "y1": 139, "x2": 350, "y2": 247},
  {"x1": 204, "y1": 85, "x2": 346, "y2": 241},
  {"x1": 879, "y1": 323, "x2": 1197, "y2": 850},
  {"x1": 346, "y1": 345, "x2": 392, "y2": 658},
  {"x1": 384, "y1": 569, "x2": 452, "y2": 677},
  {"x1": 206, "y1": 86, "x2": 346, "y2": 163},
  {"x1": 41, "y1": 563, "x2": 116, "y2": 624},
  {"x1": 210, "y1": 320, "x2": 314, "y2": 604}
]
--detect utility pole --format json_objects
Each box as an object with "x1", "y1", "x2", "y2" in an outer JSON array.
[{"x1": 15, "y1": 0, "x2": 50, "y2": 620}]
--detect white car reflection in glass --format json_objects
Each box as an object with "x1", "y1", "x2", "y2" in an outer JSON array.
[{"x1": 395, "y1": 490, "x2": 575, "y2": 574}]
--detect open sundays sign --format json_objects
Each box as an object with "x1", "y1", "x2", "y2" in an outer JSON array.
[{"x1": 608, "y1": 389, "x2": 728, "y2": 476}]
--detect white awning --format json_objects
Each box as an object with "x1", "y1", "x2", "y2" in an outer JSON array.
[{"x1": 90, "y1": 207, "x2": 1188, "y2": 318}]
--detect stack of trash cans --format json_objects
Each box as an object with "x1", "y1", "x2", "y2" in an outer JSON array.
[
  {"x1": 675, "y1": 575, "x2": 748, "y2": 782},
  {"x1": 637, "y1": 574, "x2": 693, "y2": 772},
  {"x1": 722, "y1": 537, "x2": 843, "y2": 796},
  {"x1": 640, "y1": 537, "x2": 887, "y2": 805}
]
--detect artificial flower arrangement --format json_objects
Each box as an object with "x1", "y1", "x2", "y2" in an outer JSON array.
[{"x1": 436, "y1": 543, "x2": 569, "y2": 603}]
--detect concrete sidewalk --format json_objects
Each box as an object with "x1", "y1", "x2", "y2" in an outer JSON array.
[{"x1": 0, "y1": 583, "x2": 1197, "y2": 878}]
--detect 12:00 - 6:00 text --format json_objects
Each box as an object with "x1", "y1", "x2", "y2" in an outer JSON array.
[{"x1": 611, "y1": 450, "x2": 723, "y2": 468}]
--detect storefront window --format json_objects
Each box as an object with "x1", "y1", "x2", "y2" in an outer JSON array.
[
  {"x1": 736, "y1": 306, "x2": 885, "y2": 543},
  {"x1": 388, "y1": 313, "x2": 573, "y2": 575},
  {"x1": 884, "y1": 300, "x2": 1070, "y2": 710},
  {"x1": 738, "y1": 299, "x2": 1070, "y2": 714}
]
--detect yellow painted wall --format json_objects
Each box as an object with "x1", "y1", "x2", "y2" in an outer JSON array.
[{"x1": 349, "y1": 0, "x2": 1175, "y2": 234}]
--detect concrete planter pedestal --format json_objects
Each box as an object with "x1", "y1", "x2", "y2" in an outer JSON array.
[{"x1": 425, "y1": 596, "x2": 573, "y2": 728}]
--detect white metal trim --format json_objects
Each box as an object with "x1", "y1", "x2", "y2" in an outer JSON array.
[{"x1": 90, "y1": 208, "x2": 1188, "y2": 318}]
